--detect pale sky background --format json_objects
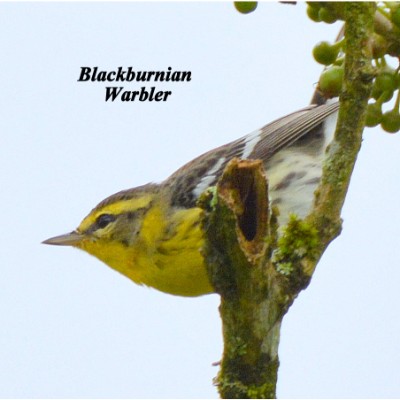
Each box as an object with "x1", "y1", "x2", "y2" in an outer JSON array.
[{"x1": 1, "y1": 2, "x2": 400, "y2": 398}]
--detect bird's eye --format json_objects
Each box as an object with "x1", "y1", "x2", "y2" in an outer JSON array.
[{"x1": 96, "y1": 214, "x2": 116, "y2": 229}]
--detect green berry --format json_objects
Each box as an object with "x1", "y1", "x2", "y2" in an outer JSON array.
[
  {"x1": 234, "y1": 2, "x2": 257, "y2": 14},
  {"x1": 375, "y1": 72, "x2": 397, "y2": 92},
  {"x1": 307, "y1": 4, "x2": 321, "y2": 22},
  {"x1": 319, "y1": 66, "x2": 344, "y2": 98},
  {"x1": 319, "y1": 7, "x2": 337, "y2": 24},
  {"x1": 365, "y1": 103, "x2": 383, "y2": 127},
  {"x1": 313, "y1": 41, "x2": 339, "y2": 65},
  {"x1": 381, "y1": 110, "x2": 400, "y2": 133},
  {"x1": 371, "y1": 72, "x2": 397, "y2": 102}
]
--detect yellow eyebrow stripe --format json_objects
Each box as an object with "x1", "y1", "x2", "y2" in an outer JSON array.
[{"x1": 78, "y1": 195, "x2": 154, "y2": 232}]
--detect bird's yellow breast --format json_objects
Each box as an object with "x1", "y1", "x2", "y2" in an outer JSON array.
[{"x1": 78, "y1": 203, "x2": 213, "y2": 297}]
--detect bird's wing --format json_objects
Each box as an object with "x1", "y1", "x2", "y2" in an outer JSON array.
[{"x1": 166, "y1": 101, "x2": 339, "y2": 208}]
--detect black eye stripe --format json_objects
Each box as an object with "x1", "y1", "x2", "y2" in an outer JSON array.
[
  {"x1": 125, "y1": 206, "x2": 151, "y2": 220},
  {"x1": 89, "y1": 206, "x2": 150, "y2": 234},
  {"x1": 96, "y1": 214, "x2": 116, "y2": 229},
  {"x1": 126, "y1": 211, "x2": 136, "y2": 220}
]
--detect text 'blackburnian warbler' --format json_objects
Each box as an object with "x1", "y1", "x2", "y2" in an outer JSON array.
[{"x1": 43, "y1": 101, "x2": 339, "y2": 296}]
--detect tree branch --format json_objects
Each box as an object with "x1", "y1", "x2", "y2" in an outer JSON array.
[
  {"x1": 309, "y1": 2, "x2": 376, "y2": 270},
  {"x1": 202, "y1": 3, "x2": 375, "y2": 398}
]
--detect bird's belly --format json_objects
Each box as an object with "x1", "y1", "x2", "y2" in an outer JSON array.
[
  {"x1": 138, "y1": 246, "x2": 214, "y2": 297},
  {"x1": 266, "y1": 148, "x2": 324, "y2": 224}
]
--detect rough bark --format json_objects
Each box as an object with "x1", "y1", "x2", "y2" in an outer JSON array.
[{"x1": 203, "y1": 3, "x2": 376, "y2": 398}]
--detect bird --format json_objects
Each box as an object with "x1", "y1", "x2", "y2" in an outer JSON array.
[{"x1": 43, "y1": 99, "x2": 339, "y2": 297}]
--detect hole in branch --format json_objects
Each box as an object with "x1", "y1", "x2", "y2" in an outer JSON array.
[
  {"x1": 218, "y1": 158, "x2": 269, "y2": 262},
  {"x1": 238, "y1": 176, "x2": 258, "y2": 241}
]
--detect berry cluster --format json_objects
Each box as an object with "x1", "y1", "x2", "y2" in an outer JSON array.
[{"x1": 308, "y1": 2, "x2": 400, "y2": 134}]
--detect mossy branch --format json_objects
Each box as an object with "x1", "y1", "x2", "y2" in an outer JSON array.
[
  {"x1": 202, "y1": 159, "x2": 283, "y2": 399},
  {"x1": 309, "y1": 2, "x2": 376, "y2": 271},
  {"x1": 202, "y1": 3, "x2": 375, "y2": 399}
]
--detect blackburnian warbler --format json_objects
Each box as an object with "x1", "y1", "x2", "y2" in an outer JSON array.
[{"x1": 43, "y1": 100, "x2": 339, "y2": 296}]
